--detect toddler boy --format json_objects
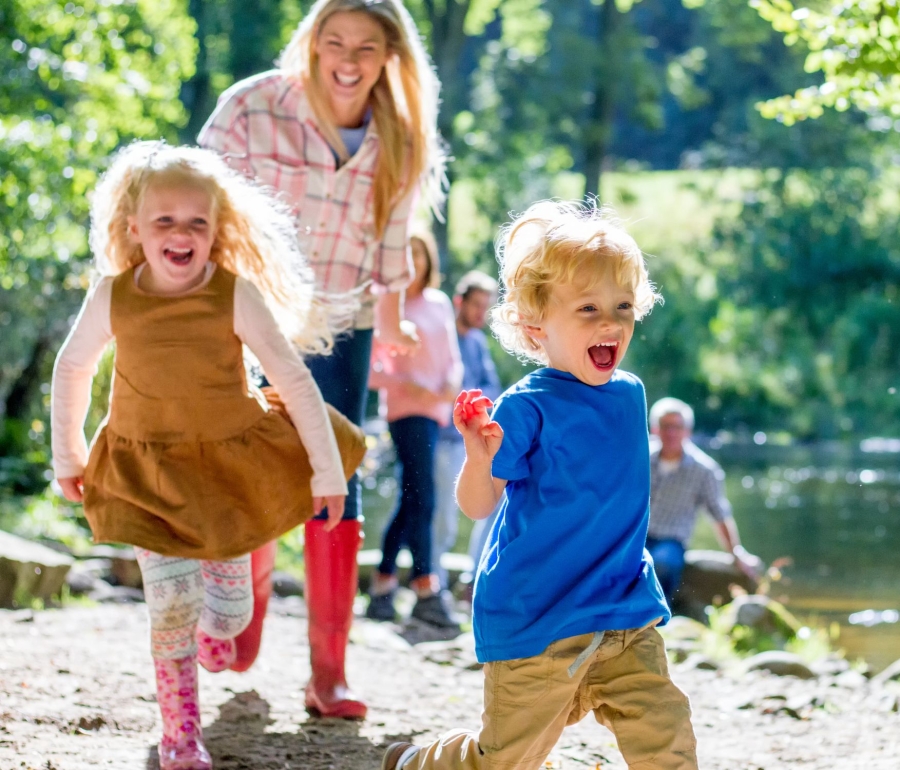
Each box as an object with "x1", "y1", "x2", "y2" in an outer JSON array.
[{"x1": 383, "y1": 200, "x2": 698, "y2": 770}]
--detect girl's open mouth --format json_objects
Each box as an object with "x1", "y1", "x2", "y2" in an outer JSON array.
[
  {"x1": 588, "y1": 342, "x2": 618, "y2": 371},
  {"x1": 164, "y1": 247, "x2": 193, "y2": 266}
]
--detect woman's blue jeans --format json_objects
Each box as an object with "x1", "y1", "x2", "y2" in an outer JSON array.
[
  {"x1": 304, "y1": 329, "x2": 373, "y2": 521},
  {"x1": 645, "y1": 536, "x2": 686, "y2": 607},
  {"x1": 377, "y1": 415, "x2": 439, "y2": 581}
]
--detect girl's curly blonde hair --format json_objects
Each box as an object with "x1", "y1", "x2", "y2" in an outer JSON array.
[
  {"x1": 491, "y1": 200, "x2": 661, "y2": 365},
  {"x1": 89, "y1": 141, "x2": 352, "y2": 354}
]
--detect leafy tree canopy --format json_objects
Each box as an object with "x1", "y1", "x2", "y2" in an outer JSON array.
[
  {"x1": 752, "y1": 0, "x2": 900, "y2": 123},
  {"x1": 0, "y1": 0, "x2": 196, "y2": 477}
]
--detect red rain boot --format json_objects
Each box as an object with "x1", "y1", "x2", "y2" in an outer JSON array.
[
  {"x1": 230, "y1": 540, "x2": 277, "y2": 672},
  {"x1": 153, "y1": 655, "x2": 212, "y2": 770},
  {"x1": 303, "y1": 519, "x2": 368, "y2": 720}
]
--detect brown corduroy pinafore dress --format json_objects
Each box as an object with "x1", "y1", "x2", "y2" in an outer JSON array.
[{"x1": 82, "y1": 266, "x2": 365, "y2": 560}]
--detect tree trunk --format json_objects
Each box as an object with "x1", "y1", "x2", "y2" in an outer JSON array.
[
  {"x1": 3, "y1": 336, "x2": 51, "y2": 422},
  {"x1": 229, "y1": 0, "x2": 281, "y2": 82},
  {"x1": 583, "y1": 0, "x2": 622, "y2": 203},
  {"x1": 430, "y1": 0, "x2": 471, "y2": 142},
  {"x1": 423, "y1": 0, "x2": 473, "y2": 272},
  {"x1": 181, "y1": 0, "x2": 211, "y2": 143}
]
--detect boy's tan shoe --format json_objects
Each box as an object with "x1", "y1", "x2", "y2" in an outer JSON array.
[{"x1": 381, "y1": 742, "x2": 418, "y2": 770}]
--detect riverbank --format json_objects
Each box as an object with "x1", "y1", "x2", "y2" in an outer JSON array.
[{"x1": 2, "y1": 601, "x2": 898, "y2": 769}]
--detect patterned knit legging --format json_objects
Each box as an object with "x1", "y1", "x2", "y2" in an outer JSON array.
[{"x1": 135, "y1": 548, "x2": 253, "y2": 660}]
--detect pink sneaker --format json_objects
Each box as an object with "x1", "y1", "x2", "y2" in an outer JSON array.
[
  {"x1": 153, "y1": 656, "x2": 213, "y2": 770},
  {"x1": 196, "y1": 632, "x2": 236, "y2": 674}
]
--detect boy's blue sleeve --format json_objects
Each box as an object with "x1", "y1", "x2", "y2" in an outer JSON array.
[{"x1": 490, "y1": 394, "x2": 539, "y2": 482}]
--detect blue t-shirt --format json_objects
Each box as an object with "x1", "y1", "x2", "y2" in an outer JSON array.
[{"x1": 472, "y1": 367, "x2": 669, "y2": 662}]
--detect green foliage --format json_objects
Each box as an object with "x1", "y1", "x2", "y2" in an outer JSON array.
[
  {"x1": 0, "y1": 490, "x2": 92, "y2": 552},
  {"x1": 601, "y1": 167, "x2": 900, "y2": 438},
  {"x1": 447, "y1": 0, "x2": 668, "y2": 257},
  {"x1": 0, "y1": 0, "x2": 196, "y2": 478},
  {"x1": 464, "y1": 0, "x2": 507, "y2": 36},
  {"x1": 684, "y1": 0, "x2": 883, "y2": 169},
  {"x1": 700, "y1": 598, "x2": 844, "y2": 663},
  {"x1": 1, "y1": 0, "x2": 898, "y2": 545},
  {"x1": 784, "y1": 623, "x2": 836, "y2": 664},
  {"x1": 700, "y1": 168, "x2": 900, "y2": 437},
  {"x1": 662, "y1": 600, "x2": 840, "y2": 666},
  {"x1": 753, "y1": 0, "x2": 900, "y2": 123},
  {"x1": 720, "y1": 598, "x2": 801, "y2": 653}
]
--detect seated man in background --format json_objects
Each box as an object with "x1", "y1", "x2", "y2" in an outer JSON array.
[{"x1": 647, "y1": 397, "x2": 762, "y2": 608}]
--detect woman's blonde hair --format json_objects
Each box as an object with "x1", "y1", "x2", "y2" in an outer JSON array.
[
  {"x1": 90, "y1": 140, "x2": 348, "y2": 354},
  {"x1": 279, "y1": 0, "x2": 446, "y2": 237},
  {"x1": 491, "y1": 200, "x2": 661, "y2": 364},
  {"x1": 408, "y1": 223, "x2": 441, "y2": 289}
]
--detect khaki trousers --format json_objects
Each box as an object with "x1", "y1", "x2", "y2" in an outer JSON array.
[{"x1": 408, "y1": 624, "x2": 698, "y2": 770}]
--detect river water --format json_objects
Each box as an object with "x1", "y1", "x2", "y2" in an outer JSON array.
[
  {"x1": 705, "y1": 439, "x2": 900, "y2": 673},
  {"x1": 361, "y1": 436, "x2": 900, "y2": 673}
]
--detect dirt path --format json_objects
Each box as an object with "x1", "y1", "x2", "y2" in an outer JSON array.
[{"x1": 2, "y1": 601, "x2": 898, "y2": 770}]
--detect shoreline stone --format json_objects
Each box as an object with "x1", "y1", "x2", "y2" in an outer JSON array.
[{"x1": 0, "y1": 530, "x2": 73, "y2": 607}]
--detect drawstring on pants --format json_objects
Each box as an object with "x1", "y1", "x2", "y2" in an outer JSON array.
[{"x1": 567, "y1": 631, "x2": 605, "y2": 678}]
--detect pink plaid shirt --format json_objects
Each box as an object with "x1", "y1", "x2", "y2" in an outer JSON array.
[{"x1": 198, "y1": 70, "x2": 414, "y2": 328}]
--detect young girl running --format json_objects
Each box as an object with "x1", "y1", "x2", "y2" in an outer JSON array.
[{"x1": 51, "y1": 141, "x2": 364, "y2": 770}]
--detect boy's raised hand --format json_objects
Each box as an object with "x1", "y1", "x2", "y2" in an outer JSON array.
[{"x1": 453, "y1": 389, "x2": 503, "y2": 460}]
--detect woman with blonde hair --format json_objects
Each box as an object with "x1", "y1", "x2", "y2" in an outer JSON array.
[{"x1": 199, "y1": 0, "x2": 446, "y2": 719}]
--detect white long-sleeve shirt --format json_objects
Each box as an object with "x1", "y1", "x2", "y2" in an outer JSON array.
[{"x1": 51, "y1": 264, "x2": 347, "y2": 498}]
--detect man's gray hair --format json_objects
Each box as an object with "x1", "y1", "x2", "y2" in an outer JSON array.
[
  {"x1": 455, "y1": 269, "x2": 498, "y2": 300},
  {"x1": 649, "y1": 397, "x2": 695, "y2": 430}
]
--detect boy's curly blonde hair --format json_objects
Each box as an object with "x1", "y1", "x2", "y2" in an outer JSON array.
[
  {"x1": 89, "y1": 141, "x2": 354, "y2": 354},
  {"x1": 491, "y1": 200, "x2": 661, "y2": 364}
]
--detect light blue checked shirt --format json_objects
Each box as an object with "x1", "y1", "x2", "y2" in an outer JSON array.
[{"x1": 648, "y1": 440, "x2": 733, "y2": 545}]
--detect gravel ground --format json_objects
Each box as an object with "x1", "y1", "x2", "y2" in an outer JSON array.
[{"x1": 2, "y1": 601, "x2": 898, "y2": 770}]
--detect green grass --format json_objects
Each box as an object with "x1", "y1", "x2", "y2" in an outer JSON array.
[
  {"x1": 446, "y1": 168, "x2": 761, "y2": 274},
  {"x1": 601, "y1": 169, "x2": 757, "y2": 254},
  {"x1": 0, "y1": 491, "x2": 93, "y2": 554}
]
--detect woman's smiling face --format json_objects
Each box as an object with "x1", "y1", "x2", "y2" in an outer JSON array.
[{"x1": 315, "y1": 11, "x2": 390, "y2": 126}]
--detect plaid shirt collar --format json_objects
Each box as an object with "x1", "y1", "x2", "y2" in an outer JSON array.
[
  {"x1": 650, "y1": 442, "x2": 699, "y2": 470},
  {"x1": 282, "y1": 76, "x2": 380, "y2": 155}
]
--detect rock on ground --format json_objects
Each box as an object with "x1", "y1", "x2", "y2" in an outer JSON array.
[
  {"x1": 0, "y1": 531, "x2": 73, "y2": 608},
  {"x1": 2, "y1": 603, "x2": 899, "y2": 770}
]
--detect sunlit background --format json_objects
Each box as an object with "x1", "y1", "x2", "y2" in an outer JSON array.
[{"x1": 1, "y1": 0, "x2": 898, "y2": 669}]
